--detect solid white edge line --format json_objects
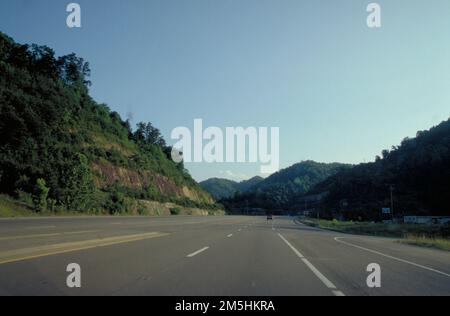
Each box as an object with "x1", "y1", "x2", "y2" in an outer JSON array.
[
  {"x1": 187, "y1": 247, "x2": 210, "y2": 258},
  {"x1": 301, "y1": 258, "x2": 338, "y2": 290},
  {"x1": 334, "y1": 237, "x2": 450, "y2": 278},
  {"x1": 278, "y1": 233, "x2": 345, "y2": 296},
  {"x1": 278, "y1": 233, "x2": 304, "y2": 258}
]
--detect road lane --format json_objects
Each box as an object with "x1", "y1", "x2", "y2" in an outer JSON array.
[
  {"x1": 0, "y1": 216, "x2": 256, "y2": 295},
  {"x1": 277, "y1": 232, "x2": 344, "y2": 296},
  {"x1": 0, "y1": 216, "x2": 249, "y2": 252},
  {"x1": 0, "y1": 215, "x2": 449, "y2": 296},
  {"x1": 118, "y1": 219, "x2": 333, "y2": 296},
  {"x1": 276, "y1": 218, "x2": 450, "y2": 296},
  {"x1": 0, "y1": 232, "x2": 168, "y2": 265},
  {"x1": 334, "y1": 237, "x2": 450, "y2": 277}
]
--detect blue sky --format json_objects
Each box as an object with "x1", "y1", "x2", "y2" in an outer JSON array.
[{"x1": 1, "y1": 0, "x2": 450, "y2": 181}]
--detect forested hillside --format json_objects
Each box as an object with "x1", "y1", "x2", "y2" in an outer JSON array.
[
  {"x1": 200, "y1": 176, "x2": 263, "y2": 200},
  {"x1": 224, "y1": 120, "x2": 450, "y2": 220},
  {"x1": 0, "y1": 32, "x2": 219, "y2": 215},
  {"x1": 313, "y1": 119, "x2": 450, "y2": 219},
  {"x1": 222, "y1": 161, "x2": 350, "y2": 211}
]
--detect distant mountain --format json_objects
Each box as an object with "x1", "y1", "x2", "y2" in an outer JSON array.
[
  {"x1": 223, "y1": 161, "x2": 350, "y2": 210},
  {"x1": 200, "y1": 178, "x2": 239, "y2": 200},
  {"x1": 252, "y1": 161, "x2": 351, "y2": 194},
  {"x1": 200, "y1": 176, "x2": 264, "y2": 200},
  {"x1": 0, "y1": 32, "x2": 218, "y2": 215},
  {"x1": 239, "y1": 176, "x2": 264, "y2": 192},
  {"x1": 225, "y1": 120, "x2": 450, "y2": 219}
]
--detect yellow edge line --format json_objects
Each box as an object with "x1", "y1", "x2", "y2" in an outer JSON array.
[
  {"x1": 0, "y1": 233, "x2": 60, "y2": 241},
  {"x1": 0, "y1": 232, "x2": 168, "y2": 265},
  {"x1": 0, "y1": 230, "x2": 100, "y2": 241}
]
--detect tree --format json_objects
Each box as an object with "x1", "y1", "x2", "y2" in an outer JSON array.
[
  {"x1": 0, "y1": 31, "x2": 217, "y2": 215},
  {"x1": 33, "y1": 178, "x2": 49, "y2": 212},
  {"x1": 60, "y1": 153, "x2": 95, "y2": 211},
  {"x1": 30, "y1": 44, "x2": 59, "y2": 79},
  {"x1": 133, "y1": 122, "x2": 166, "y2": 148},
  {"x1": 57, "y1": 53, "x2": 91, "y2": 87}
]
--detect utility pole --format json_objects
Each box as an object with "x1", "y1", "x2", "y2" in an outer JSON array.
[{"x1": 389, "y1": 184, "x2": 395, "y2": 221}]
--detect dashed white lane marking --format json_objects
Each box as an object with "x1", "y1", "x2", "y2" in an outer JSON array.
[
  {"x1": 278, "y1": 233, "x2": 345, "y2": 296},
  {"x1": 187, "y1": 247, "x2": 210, "y2": 258},
  {"x1": 227, "y1": 234, "x2": 233, "y2": 238},
  {"x1": 334, "y1": 237, "x2": 450, "y2": 278},
  {"x1": 238, "y1": 229, "x2": 242, "y2": 232}
]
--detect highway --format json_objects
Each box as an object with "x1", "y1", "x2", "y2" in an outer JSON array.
[{"x1": 0, "y1": 216, "x2": 449, "y2": 296}]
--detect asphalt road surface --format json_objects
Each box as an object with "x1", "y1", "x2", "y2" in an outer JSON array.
[{"x1": 0, "y1": 216, "x2": 449, "y2": 296}]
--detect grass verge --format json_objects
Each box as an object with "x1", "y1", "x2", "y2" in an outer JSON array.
[
  {"x1": 0, "y1": 194, "x2": 225, "y2": 218},
  {"x1": 0, "y1": 194, "x2": 36, "y2": 217},
  {"x1": 299, "y1": 218, "x2": 450, "y2": 251},
  {"x1": 398, "y1": 235, "x2": 450, "y2": 251}
]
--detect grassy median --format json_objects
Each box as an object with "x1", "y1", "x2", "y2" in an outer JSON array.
[{"x1": 299, "y1": 218, "x2": 450, "y2": 251}]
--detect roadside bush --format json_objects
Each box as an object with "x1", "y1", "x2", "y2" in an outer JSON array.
[
  {"x1": 15, "y1": 190, "x2": 33, "y2": 206},
  {"x1": 104, "y1": 190, "x2": 131, "y2": 215},
  {"x1": 47, "y1": 199, "x2": 57, "y2": 212},
  {"x1": 33, "y1": 178, "x2": 49, "y2": 212},
  {"x1": 170, "y1": 207, "x2": 181, "y2": 215}
]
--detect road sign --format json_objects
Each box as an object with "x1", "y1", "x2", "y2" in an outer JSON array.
[{"x1": 382, "y1": 208, "x2": 391, "y2": 214}]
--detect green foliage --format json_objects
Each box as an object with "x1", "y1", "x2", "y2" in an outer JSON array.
[
  {"x1": 104, "y1": 187, "x2": 131, "y2": 215},
  {"x1": 170, "y1": 207, "x2": 181, "y2": 215},
  {"x1": 0, "y1": 194, "x2": 34, "y2": 217},
  {"x1": 399, "y1": 235, "x2": 450, "y2": 252},
  {"x1": 146, "y1": 183, "x2": 160, "y2": 200},
  {"x1": 133, "y1": 122, "x2": 166, "y2": 148},
  {"x1": 33, "y1": 178, "x2": 49, "y2": 212},
  {"x1": 301, "y1": 218, "x2": 450, "y2": 239},
  {"x1": 15, "y1": 190, "x2": 33, "y2": 205},
  {"x1": 223, "y1": 161, "x2": 349, "y2": 211},
  {"x1": 47, "y1": 198, "x2": 57, "y2": 212},
  {"x1": 0, "y1": 31, "x2": 217, "y2": 215},
  {"x1": 200, "y1": 176, "x2": 264, "y2": 200},
  {"x1": 58, "y1": 153, "x2": 95, "y2": 211},
  {"x1": 224, "y1": 120, "x2": 450, "y2": 220},
  {"x1": 200, "y1": 178, "x2": 241, "y2": 200},
  {"x1": 312, "y1": 119, "x2": 450, "y2": 219}
]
